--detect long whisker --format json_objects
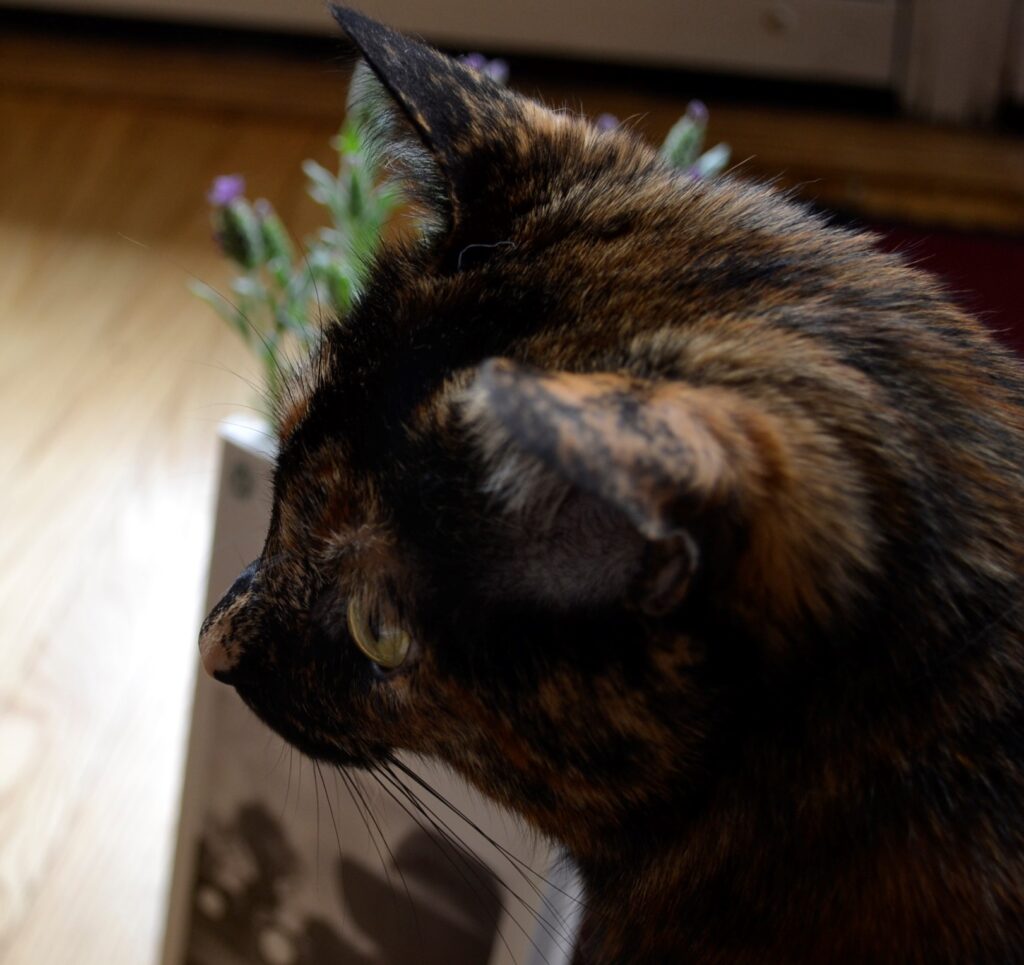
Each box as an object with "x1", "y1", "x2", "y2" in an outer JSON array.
[
  {"x1": 378, "y1": 765, "x2": 572, "y2": 946},
  {"x1": 314, "y1": 761, "x2": 345, "y2": 861},
  {"x1": 282, "y1": 746, "x2": 294, "y2": 819},
  {"x1": 378, "y1": 762, "x2": 577, "y2": 958},
  {"x1": 117, "y1": 233, "x2": 301, "y2": 420},
  {"x1": 191, "y1": 361, "x2": 269, "y2": 403},
  {"x1": 337, "y1": 767, "x2": 403, "y2": 918},
  {"x1": 266, "y1": 734, "x2": 288, "y2": 777},
  {"x1": 313, "y1": 758, "x2": 322, "y2": 885},
  {"x1": 366, "y1": 764, "x2": 529, "y2": 965},
  {"x1": 305, "y1": 251, "x2": 325, "y2": 327},
  {"x1": 344, "y1": 768, "x2": 424, "y2": 947},
  {"x1": 390, "y1": 757, "x2": 586, "y2": 910},
  {"x1": 195, "y1": 400, "x2": 277, "y2": 419},
  {"x1": 193, "y1": 275, "x2": 292, "y2": 407},
  {"x1": 213, "y1": 421, "x2": 279, "y2": 443}
]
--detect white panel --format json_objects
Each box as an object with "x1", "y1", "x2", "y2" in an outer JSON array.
[
  {"x1": 162, "y1": 422, "x2": 559, "y2": 965},
  {"x1": 1008, "y1": 0, "x2": 1024, "y2": 105},
  {"x1": 8, "y1": 0, "x2": 900, "y2": 85},
  {"x1": 900, "y1": 0, "x2": 1017, "y2": 122}
]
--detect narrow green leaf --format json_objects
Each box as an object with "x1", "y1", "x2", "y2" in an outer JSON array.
[
  {"x1": 693, "y1": 143, "x2": 732, "y2": 179},
  {"x1": 660, "y1": 115, "x2": 704, "y2": 169}
]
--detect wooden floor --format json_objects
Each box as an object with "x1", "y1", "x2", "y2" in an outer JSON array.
[
  {"x1": 0, "y1": 36, "x2": 336, "y2": 965},
  {"x1": 2, "y1": 21, "x2": 1023, "y2": 232},
  {"x1": 0, "y1": 18, "x2": 1021, "y2": 965}
]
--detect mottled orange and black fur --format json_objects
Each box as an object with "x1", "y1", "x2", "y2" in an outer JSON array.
[{"x1": 199, "y1": 8, "x2": 1024, "y2": 962}]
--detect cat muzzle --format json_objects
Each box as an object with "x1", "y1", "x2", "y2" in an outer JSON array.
[
  {"x1": 198, "y1": 560, "x2": 260, "y2": 683},
  {"x1": 199, "y1": 624, "x2": 237, "y2": 681}
]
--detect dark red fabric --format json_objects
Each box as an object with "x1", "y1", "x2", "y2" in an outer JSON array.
[{"x1": 872, "y1": 225, "x2": 1024, "y2": 357}]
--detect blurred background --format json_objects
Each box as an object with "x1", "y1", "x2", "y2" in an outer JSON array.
[{"x1": 1, "y1": 1, "x2": 1022, "y2": 963}]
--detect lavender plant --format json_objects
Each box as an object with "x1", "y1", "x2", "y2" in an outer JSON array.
[{"x1": 196, "y1": 57, "x2": 728, "y2": 425}]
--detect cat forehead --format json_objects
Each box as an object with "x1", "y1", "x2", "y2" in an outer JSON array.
[{"x1": 271, "y1": 129, "x2": 687, "y2": 456}]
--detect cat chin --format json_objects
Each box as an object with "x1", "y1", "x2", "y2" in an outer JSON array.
[
  {"x1": 279, "y1": 731, "x2": 387, "y2": 771},
  {"x1": 232, "y1": 684, "x2": 386, "y2": 770}
]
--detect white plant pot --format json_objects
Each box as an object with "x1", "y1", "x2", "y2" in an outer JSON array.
[{"x1": 161, "y1": 418, "x2": 578, "y2": 965}]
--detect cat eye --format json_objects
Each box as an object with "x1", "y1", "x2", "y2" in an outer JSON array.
[{"x1": 346, "y1": 595, "x2": 412, "y2": 669}]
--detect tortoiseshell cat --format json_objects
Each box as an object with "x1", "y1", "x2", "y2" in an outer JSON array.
[{"x1": 199, "y1": 8, "x2": 1024, "y2": 962}]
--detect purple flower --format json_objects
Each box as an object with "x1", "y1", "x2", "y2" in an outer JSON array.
[
  {"x1": 685, "y1": 100, "x2": 709, "y2": 125},
  {"x1": 595, "y1": 112, "x2": 619, "y2": 132},
  {"x1": 482, "y1": 58, "x2": 509, "y2": 85},
  {"x1": 459, "y1": 52, "x2": 488, "y2": 72},
  {"x1": 207, "y1": 174, "x2": 246, "y2": 207},
  {"x1": 459, "y1": 52, "x2": 509, "y2": 85}
]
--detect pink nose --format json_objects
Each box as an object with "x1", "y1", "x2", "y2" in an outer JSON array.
[
  {"x1": 199, "y1": 628, "x2": 237, "y2": 680},
  {"x1": 199, "y1": 561, "x2": 258, "y2": 681}
]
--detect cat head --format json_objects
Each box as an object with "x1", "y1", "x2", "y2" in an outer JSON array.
[{"x1": 199, "y1": 7, "x2": 874, "y2": 845}]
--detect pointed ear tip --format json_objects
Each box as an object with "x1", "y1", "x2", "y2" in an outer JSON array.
[
  {"x1": 327, "y1": 3, "x2": 348, "y2": 27},
  {"x1": 328, "y1": 4, "x2": 372, "y2": 36}
]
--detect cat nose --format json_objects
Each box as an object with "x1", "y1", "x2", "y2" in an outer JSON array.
[
  {"x1": 199, "y1": 625, "x2": 237, "y2": 682},
  {"x1": 198, "y1": 561, "x2": 259, "y2": 684}
]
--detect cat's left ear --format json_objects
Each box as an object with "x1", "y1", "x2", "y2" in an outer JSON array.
[{"x1": 332, "y1": 5, "x2": 526, "y2": 232}]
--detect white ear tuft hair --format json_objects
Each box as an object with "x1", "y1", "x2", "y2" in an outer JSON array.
[
  {"x1": 461, "y1": 365, "x2": 573, "y2": 527},
  {"x1": 346, "y1": 60, "x2": 446, "y2": 233}
]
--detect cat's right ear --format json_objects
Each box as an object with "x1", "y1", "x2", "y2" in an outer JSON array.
[
  {"x1": 463, "y1": 358, "x2": 873, "y2": 625},
  {"x1": 464, "y1": 359, "x2": 773, "y2": 542},
  {"x1": 331, "y1": 5, "x2": 525, "y2": 233}
]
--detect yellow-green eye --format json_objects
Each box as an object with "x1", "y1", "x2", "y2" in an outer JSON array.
[{"x1": 346, "y1": 595, "x2": 412, "y2": 669}]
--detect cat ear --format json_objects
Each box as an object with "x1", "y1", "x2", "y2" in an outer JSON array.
[
  {"x1": 464, "y1": 358, "x2": 777, "y2": 543},
  {"x1": 332, "y1": 5, "x2": 524, "y2": 232},
  {"x1": 466, "y1": 358, "x2": 872, "y2": 626}
]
